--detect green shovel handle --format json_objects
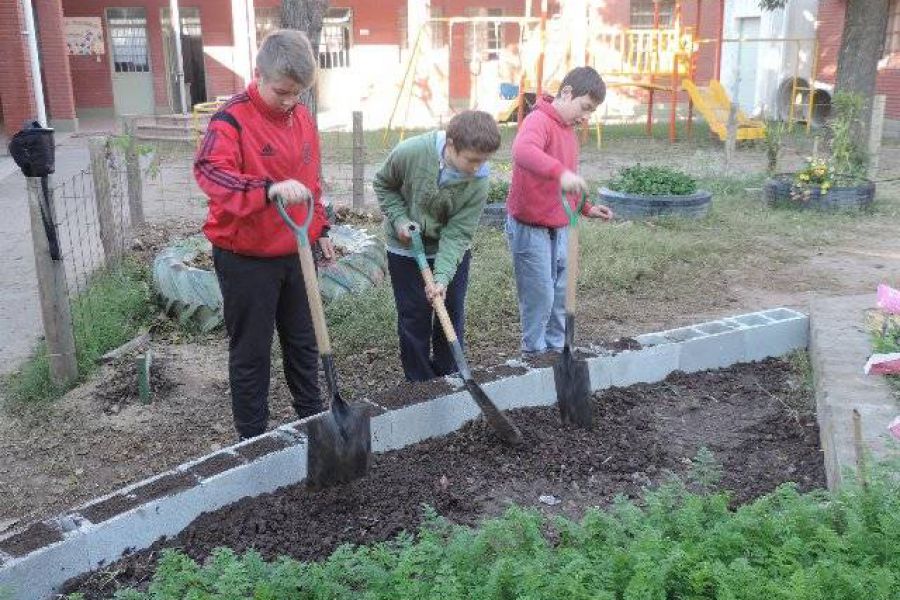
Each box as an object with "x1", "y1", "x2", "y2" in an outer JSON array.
[
  {"x1": 560, "y1": 190, "x2": 589, "y2": 227},
  {"x1": 274, "y1": 195, "x2": 315, "y2": 247},
  {"x1": 408, "y1": 224, "x2": 429, "y2": 271}
]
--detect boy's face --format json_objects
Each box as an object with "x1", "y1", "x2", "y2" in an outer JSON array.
[
  {"x1": 554, "y1": 86, "x2": 601, "y2": 127},
  {"x1": 256, "y1": 69, "x2": 304, "y2": 113},
  {"x1": 444, "y1": 140, "x2": 493, "y2": 176}
]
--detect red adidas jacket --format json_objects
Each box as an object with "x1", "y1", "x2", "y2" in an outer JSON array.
[
  {"x1": 194, "y1": 80, "x2": 328, "y2": 257},
  {"x1": 507, "y1": 95, "x2": 591, "y2": 228}
]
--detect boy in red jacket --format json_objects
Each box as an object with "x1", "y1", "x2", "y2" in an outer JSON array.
[
  {"x1": 194, "y1": 30, "x2": 333, "y2": 440},
  {"x1": 506, "y1": 66, "x2": 613, "y2": 356}
]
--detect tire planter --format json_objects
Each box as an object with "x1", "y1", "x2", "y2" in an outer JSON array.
[
  {"x1": 479, "y1": 202, "x2": 508, "y2": 229},
  {"x1": 152, "y1": 225, "x2": 387, "y2": 332},
  {"x1": 598, "y1": 187, "x2": 712, "y2": 220},
  {"x1": 763, "y1": 175, "x2": 875, "y2": 211}
]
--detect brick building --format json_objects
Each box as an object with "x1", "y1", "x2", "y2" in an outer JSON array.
[{"x1": 1, "y1": 0, "x2": 897, "y2": 139}]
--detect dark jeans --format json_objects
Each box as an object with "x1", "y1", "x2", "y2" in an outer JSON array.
[
  {"x1": 387, "y1": 250, "x2": 470, "y2": 382},
  {"x1": 213, "y1": 246, "x2": 321, "y2": 438}
]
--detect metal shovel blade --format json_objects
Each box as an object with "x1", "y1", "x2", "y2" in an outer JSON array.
[
  {"x1": 554, "y1": 343, "x2": 593, "y2": 428},
  {"x1": 463, "y1": 378, "x2": 523, "y2": 446},
  {"x1": 305, "y1": 358, "x2": 372, "y2": 489}
]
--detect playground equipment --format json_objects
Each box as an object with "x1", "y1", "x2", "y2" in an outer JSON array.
[
  {"x1": 682, "y1": 79, "x2": 766, "y2": 141},
  {"x1": 381, "y1": 0, "x2": 827, "y2": 147}
]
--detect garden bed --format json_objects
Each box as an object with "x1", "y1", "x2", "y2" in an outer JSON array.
[{"x1": 63, "y1": 357, "x2": 824, "y2": 599}]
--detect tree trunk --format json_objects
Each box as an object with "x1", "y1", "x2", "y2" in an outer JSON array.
[
  {"x1": 280, "y1": 0, "x2": 329, "y2": 117},
  {"x1": 834, "y1": 0, "x2": 890, "y2": 143}
]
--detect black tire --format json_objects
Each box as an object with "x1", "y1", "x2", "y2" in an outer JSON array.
[
  {"x1": 599, "y1": 187, "x2": 712, "y2": 220},
  {"x1": 764, "y1": 176, "x2": 875, "y2": 211},
  {"x1": 152, "y1": 226, "x2": 387, "y2": 331}
]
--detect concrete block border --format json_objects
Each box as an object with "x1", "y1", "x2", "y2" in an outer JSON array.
[{"x1": 0, "y1": 308, "x2": 809, "y2": 600}]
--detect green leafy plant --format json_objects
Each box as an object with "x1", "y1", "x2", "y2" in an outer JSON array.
[
  {"x1": 487, "y1": 178, "x2": 510, "y2": 203},
  {"x1": 608, "y1": 164, "x2": 698, "y2": 196},
  {"x1": 69, "y1": 454, "x2": 900, "y2": 599},
  {"x1": 829, "y1": 91, "x2": 868, "y2": 180},
  {"x1": 763, "y1": 120, "x2": 785, "y2": 175}
]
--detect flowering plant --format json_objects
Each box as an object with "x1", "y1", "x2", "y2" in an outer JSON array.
[{"x1": 791, "y1": 156, "x2": 835, "y2": 201}]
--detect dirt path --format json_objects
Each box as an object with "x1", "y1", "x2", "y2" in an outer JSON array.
[{"x1": 63, "y1": 359, "x2": 824, "y2": 598}]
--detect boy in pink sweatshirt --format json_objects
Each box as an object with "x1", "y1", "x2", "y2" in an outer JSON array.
[{"x1": 506, "y1": 66, "x2": 613, "y2": 355}]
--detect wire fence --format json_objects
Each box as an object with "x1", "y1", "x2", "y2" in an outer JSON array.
[{"x1": 25, "y1": 111, "x2": 380, "y2": 387}]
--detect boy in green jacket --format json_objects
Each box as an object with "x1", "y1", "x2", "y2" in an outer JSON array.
[{"x1": 374, "y1": 110, "x2": 501, "y2": 381}]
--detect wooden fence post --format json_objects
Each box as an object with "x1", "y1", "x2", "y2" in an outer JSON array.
[
  {"x1": 122, "y1": 116, "x2": 146, "y2": 227},
  {"x1": 352, "y1": 110, "x2": 365, "y2": 210},
  {"x1": 89, "y1": 136, "x2": 123, "y2": 263},
  {"x1": 26, "y1": 177, "x2": 78, "y2": 386},
  {"x1": 724, "y1": 103, "x2": 738, "y2": 172},
  {"x1": 868, "y1": 94, "x2": 886, "y2": 174}
]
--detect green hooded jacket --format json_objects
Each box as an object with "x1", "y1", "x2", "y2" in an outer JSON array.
[{"x1": 374, "y1": 131, "x2": 489, "y2": 286}]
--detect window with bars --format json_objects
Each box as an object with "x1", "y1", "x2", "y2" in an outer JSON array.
[
  {"x1": 485, "y1": 8, "x2": 504, "y2": 61},
  {"x1": 319, "y1": 8, "x2": 351, "y2": 69},
  {"x1": 886, "y1": 0, "x2": 900, "y2": 57},
  {"x1": 254, "y1": 6, "x2": 281, "y2": 46},
  {"x1": 106, "y1": 7, "x2": 150, "y2": 72},
  {"x1": 629, "y1": 0, "x2": 675, "y2": 29},
  {"x1": 430, "y1": 6, "x2": 446, "y2": 49}
]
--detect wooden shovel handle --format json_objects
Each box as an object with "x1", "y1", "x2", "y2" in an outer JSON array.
[
  {"x1": 419, "y1": 265, "x2": 458, "y2": 344},
  {"x1": 565, "y1": 225, "x2": 579, "y2": 312},
  {"x1": 297, "y1": 241, "x2": 332, "y2": 355}
]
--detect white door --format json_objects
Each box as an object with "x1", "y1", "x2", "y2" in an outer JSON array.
[
  {"x1": 106, "y1": 7, "x2": 155, "y2": 115},
  {"x1": 735, "y1": 16, "x2": 760, "y2": 114}
]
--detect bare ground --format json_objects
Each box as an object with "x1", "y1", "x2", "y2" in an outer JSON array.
[{"x1": 1, "y1": 136, "x2": 898, "y2": 536}]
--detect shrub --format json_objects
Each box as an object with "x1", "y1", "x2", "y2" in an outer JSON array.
[
  {"x1": 487, "y1": 179, "x2": 510, "y2": 203},
  {"x1": 608, "y1": 164, "x2": 698, "y2": 196}
]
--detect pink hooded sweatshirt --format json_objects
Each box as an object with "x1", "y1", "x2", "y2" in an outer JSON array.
[{"x1": 506, "y1": 95, "x2": 590, "y2": 228}]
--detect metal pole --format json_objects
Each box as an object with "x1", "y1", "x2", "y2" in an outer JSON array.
[
  {"x1": 169, "y1": 0, "x2": 189, "y2": 113},
  {"x1": 21, "y1": 0, "x2": 47, "y2": 126}
]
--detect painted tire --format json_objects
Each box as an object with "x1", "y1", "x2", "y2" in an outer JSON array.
[
  {"x1": 598, "y1": 187, "x2": 712, "y2": 220},
  {"x1": 763, "y1": 176, "x2": 875, "y2": 211},
  {"x1": 152, "y1": 225, "x2": 387, "y2": 332}
]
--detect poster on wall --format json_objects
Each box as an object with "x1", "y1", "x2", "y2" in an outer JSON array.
[{"x1": 65, "y1": 17, "x2": 105, "y2": 55}]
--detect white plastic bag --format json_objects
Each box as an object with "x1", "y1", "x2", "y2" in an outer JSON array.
[
  {"x1": 876, "y1": 283, "x2": 900, "y2": 315},
  {"x1": 889, "y1": 415, "x2": 900, "y2": 441}
]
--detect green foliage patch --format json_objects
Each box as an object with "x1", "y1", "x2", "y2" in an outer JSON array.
[{"x1": 608, "y1": 165, "x2": 699, "y2": 196}]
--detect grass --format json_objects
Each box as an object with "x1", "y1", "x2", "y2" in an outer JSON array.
[
  {"x1": 323, "y1": 173, "x2": 899, "y2": 365},
  {"x1": 2, "y1": 259, "x2": 155, "y2": 405},
  {"x1": 64, "y1": 456, "x2": 900, "y2": 600}
]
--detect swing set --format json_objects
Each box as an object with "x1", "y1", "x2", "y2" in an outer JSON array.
[{"x1": 384, "y1": 0, "x2": 820, "y2": 147}]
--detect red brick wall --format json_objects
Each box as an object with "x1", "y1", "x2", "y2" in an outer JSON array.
[
  {"x1": 0, "y1": 0, "x2": 37, "y2": 136},
  {"x1": 817, "y1": 0, "x2": 900, "y2": 119},
  {"x1": 61, "y1": 0, "x2": 238, "y2": 111},
  {"x1": 35, "y1": 0, "x2": 77, "y2": 121}
]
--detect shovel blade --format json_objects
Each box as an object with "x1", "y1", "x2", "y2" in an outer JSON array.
[
  {"x1": 463, "y1": 379, "x2": 523, "y2": 446},
  {"x1": 305, "y1": 399, "x2": 372, "y2": 489},
  {"x1": 553, "y1": 350, "x2": 593, "y2": 429}
]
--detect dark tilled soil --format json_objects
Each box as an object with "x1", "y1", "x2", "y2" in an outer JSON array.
[{"x1": 64, "y1": 358, "x2": 825, "y2": 599}]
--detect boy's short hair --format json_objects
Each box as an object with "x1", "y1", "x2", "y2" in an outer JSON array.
[
  {"x1": 256, "y1": 29, "x2": 317, "y2": 88},
  {"x1": 446, "y1": 110, "x2": 502, "y2": 154},
  {"x1": 558, "y1": 66, "x2": 606, "y2": 104}
]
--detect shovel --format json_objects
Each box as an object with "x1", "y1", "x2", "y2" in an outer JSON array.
[
  {"x1": 275, "y1": 197, "x2": 371, "y2": 488},
  {"x1": 553, "y1": 192, "x2": 593, "y2": 429},
  {"x1": 409, "y1": 226, "x2": 523, "y2": 446}
]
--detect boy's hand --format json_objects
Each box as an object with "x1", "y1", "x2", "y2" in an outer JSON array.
[
  {"x1": 269, "y1": 179, "x2": 312, "y2": 205},
  {"x1": 318, "y1": 237, "x2": 336, "y2": 264},
  {"x1": 587, "y1": 204, "x2": 614, "y2": 221},
  {"x1": 395, "y1": 220, "x2": 420, "y2": 245},
  {"x1": 425, "y1": 281, "x2": 446, "y2": 303},
  {"x1": 560, "y1": 170, "x2": 588, "y2": 195}
]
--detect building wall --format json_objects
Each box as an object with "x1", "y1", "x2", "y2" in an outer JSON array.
[
  {"x1": 61, "y1": 0, "x2": 240, "y2": 113},
  {"x1": 0, "y1": 0, "x2": 38, "y2": 136},
  {"x1": 816, "y1": 0, "x2": 900, "y2": 119},
  {"x1": 36, "y1": 0, "x2": 78, "y2": 126}
]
